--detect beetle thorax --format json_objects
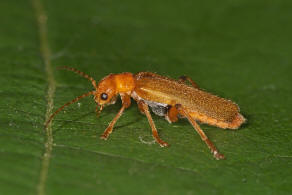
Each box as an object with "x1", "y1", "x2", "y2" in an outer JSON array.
[{"x1": 114, "y1": 73, "x2": 135, "y2": 93}]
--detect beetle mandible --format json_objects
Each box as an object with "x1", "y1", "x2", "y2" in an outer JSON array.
[{"x1": 45, "y1": 66, "x2": 246, "y2": 160}]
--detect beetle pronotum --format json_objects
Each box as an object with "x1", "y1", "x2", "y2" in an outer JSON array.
[{"x1": 45, "y1": 66, "x2": 246, "y2": 160}]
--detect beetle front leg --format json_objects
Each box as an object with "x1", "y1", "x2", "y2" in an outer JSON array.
[
  {"x1": 100, "y1": 93, "x2": 131, "y2": 140},
  {"x1": 178, "y1": 76, "x2": 199, "y2": 89},
  {"x1": 176, "y1": 104, "x2": 225, "y2": 160},
  {"x1": 138, "y1": 100, "x2": 169, "y2": 147}
]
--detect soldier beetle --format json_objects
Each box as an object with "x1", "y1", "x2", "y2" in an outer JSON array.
[{"x1": 45, "y1": 66, "x2": 246, "y2": 160}]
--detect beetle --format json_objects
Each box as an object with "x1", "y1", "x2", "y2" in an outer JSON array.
[{"x1": 45, "y1": 66, "x2": 246, "y2": 160}]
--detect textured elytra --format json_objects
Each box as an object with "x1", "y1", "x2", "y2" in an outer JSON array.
[{"x1": 134, "y1": 72, "x2": 240, "y2": 123}]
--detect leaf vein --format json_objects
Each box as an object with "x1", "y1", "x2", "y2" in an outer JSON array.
[{"x1": 32, "y1": 0, "x2": 56, "y2": 195}]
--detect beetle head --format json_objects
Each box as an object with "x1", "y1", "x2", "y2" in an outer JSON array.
[
  {"x1": 94, "y1": 74, "x2": 118, "y2": 112},
  {"x1": 45, "y1": 67, "x2": 135, "y2": 128}
]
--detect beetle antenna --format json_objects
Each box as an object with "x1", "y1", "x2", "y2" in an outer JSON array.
[
  {"x1": 58, "y1": 66, "x2": 98, "y2": 89},
  {"x1": 44, "y1": 91, "x2": 95, "y2": 128}
]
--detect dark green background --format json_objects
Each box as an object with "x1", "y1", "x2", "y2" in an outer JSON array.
[{"x1": 1, "y1": 0, "x2": 291, "y2": 194}]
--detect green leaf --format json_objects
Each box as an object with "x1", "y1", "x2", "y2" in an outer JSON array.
[{"x1": 1, "y1": 0, "x2": 292, "y2": 194}]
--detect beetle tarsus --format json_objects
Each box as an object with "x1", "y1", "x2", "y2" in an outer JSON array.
[
  {"x1": 155, "y1": 137, "x2": 169, "y2": 147},
  {"x1": 100, "y1": 133, "x2": 109, "y2": 140},
  {"x1": 213, "y1": 151, "x2": 225, "y2": 160}
]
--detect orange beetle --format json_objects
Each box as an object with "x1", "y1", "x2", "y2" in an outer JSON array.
[{"x1": 46, "y1": 66, "x2": 246, "y2": 160}]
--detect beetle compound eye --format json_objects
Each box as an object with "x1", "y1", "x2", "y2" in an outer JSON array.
[{"x1": 100, "y1": 93, "x2": 108, "y2": 100}]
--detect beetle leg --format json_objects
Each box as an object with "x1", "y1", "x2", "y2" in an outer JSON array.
[
  {"x1": 138, "y1": 100, "x2": 169, "y2": 147},
  {"x1": 178, "y1": 76, "x2": 199, "y2": 89},
  {"x1": 165, "y1": 106, "x2": 178, "y2": 123},
  {"x1": 137, "y1": 100, "x2": 146, "y2": 115},
  {"x1": 100, "y1": 93, "x2": 131, "y2": 140},
  {"x1": 176, "y1": 104, "x2": 225, "y2": 160}
]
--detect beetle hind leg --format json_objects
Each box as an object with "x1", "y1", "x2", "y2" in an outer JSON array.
[
  {"x1": 138, "y1": 100, "x2": 169, "y2": 147},
  {"x1": 175, "y1": 104, "x2": 225, "y2": 160},
  {"x1": 178, "y1": 76, "x2": 199, "y2": 89}
]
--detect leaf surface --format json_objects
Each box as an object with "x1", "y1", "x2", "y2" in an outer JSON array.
[{"x1": 1, "y1": 0, "x2": 292, "y2": 194}]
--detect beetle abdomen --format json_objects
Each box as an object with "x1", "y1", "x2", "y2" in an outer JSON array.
[{"x1": 137, "y1": 98, "x2": 169, "y2": 117}]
